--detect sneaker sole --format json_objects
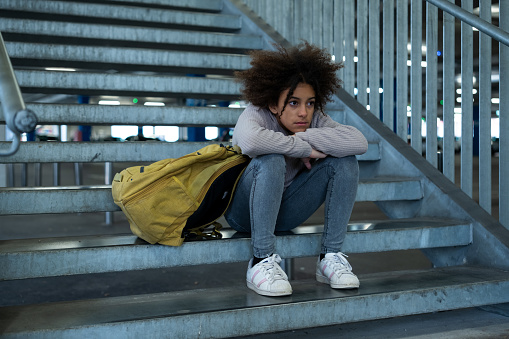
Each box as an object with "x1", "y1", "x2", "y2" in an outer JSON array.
[
  {"x1": 316, "y1": 273, "x2": 360, "y2": 289},
  {"x1": 246, "y1": 280, "x2": 292, "y2": 297}
]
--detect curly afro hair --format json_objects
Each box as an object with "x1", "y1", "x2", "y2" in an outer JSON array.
[{"x1": 235, "y1": 42, "x2": 343, "y2": 115}]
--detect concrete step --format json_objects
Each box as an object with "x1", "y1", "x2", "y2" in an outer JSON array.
[
  {"x1": 1, "y1": 266, "x2": 507, "y2": 338},
  {"x1": 0, "y1": 177, "x2": 423, "y2": 215},
  {"x1": 0, "y1": 18, "x2": 264, "y2": 52},
  {"x1": 14, "y1": 70, "x2": 241, "y2": 100},
  {"x1": 6, "y1": 42, "x2": 251, "y2": 74},
  {"x1": 0, "y1": 141, "x2": 381, "y2": 163},
  {"x1": 0, "y1": 218, "x2": 472, "y2": 279},
  {"x1": 0, "y1": 0, "x2": 241, "y2": 32}
]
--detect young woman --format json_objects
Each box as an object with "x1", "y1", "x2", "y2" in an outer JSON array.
[{"x1": 224, "y1": 42, "x2": 368, "y2": 297}]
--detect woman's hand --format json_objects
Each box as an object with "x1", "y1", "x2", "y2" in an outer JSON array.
[{"x1": 301, "y1": 149, "x2": 326, "y2": 169}]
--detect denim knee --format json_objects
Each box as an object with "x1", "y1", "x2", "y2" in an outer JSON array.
[
  {"x1": 251, "y1": 153, "x2": 286, "y2": 174},
  {"x1": 326, "y1": 155, "x2": 359, "y2": 181}
]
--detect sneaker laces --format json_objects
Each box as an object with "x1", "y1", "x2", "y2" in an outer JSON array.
[
  {"x1": 259, "y1": 254, "x2": 287, "y2": 282},
  {"x1": 326, "y1": 252, "x2": 353, "y2": 273}
]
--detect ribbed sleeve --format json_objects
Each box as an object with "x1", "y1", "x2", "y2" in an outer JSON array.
[{"x1": 232, "y1": 104, "x2": 368, "y2": 187}]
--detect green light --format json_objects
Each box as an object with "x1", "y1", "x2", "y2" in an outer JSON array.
[
  {"x1": 440, "y1": 99, "x2": 444, "y2": 105},
  {"x1": 133, "y1": 98, "x2": 138, "y2": 104}
]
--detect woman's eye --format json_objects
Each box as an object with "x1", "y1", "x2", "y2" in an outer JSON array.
[
  {"x1": 307, "y1": 101, "x2": 315, "y2": 107},
  {"x1": 289, "y1": 100, "x2": 298, "y2": 106}
]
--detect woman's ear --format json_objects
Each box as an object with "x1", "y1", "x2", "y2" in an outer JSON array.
[{"x1": 269, "y1": 105, "x2": 279, "y2": 115}]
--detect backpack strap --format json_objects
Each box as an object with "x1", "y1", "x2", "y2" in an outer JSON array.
[{"x1": 183, "y1": 222, "x2": 223, "y2": 242}]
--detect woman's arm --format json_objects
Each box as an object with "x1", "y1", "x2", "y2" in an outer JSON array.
[
  {"x1": 233, "y1": 106, "x2": 313, "y2": 158},
  {"x1": 295, "y1": 114, "x2": 368, "y2": 158}
]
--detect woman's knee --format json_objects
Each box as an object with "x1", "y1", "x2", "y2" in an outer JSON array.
[
  {"x1": 327, "y1": 155, "x2": 359, "y2": 179},
  {"x1": 251, "y1": 153, "x2": 286, "y2": 174}
]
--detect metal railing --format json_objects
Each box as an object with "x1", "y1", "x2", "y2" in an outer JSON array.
[
  {"x1": 241, "y1": 0, "x2": 509, "y2": 229},
  {"x1": 0, "y1": 31, "x2": 37, "y2": 156}
]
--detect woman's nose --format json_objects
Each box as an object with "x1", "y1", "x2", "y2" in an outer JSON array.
[{"x1": 298, "y1": 106, "x2": 307, "y2": 117}]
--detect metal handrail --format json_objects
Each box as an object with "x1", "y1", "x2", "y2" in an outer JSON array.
[
  {"x1": 425, "y1": 0, "x2": 509, "y2": 47},
  {"x1": 0, "y1": 31, "x2": 37, "y2": 156}
]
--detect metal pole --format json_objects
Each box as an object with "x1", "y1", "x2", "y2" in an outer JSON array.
[
  {"x1": 426, "y1": 2, "x2": 438, "y2": 167},
  {"x1": 0, "y1": 32, "x2": 37, "y2": 156},
  {"x1": 443, "y1": 0, "x2": 456, "y2": 182},
  {"x1": 411, "y1": 0, "x2": 423, "y2": 154},
  {"x1": 426, "y1": 0, "x2": 509, "y2": 47},
  {"x1": 368, "y1": 0, "x2": 380, "y2": 118},
  {"x1": 478, "y1": 0, "x2": 492, "y2": 213},
  {"x1": 383, "y1": 0, "x2": 395, "y2": 131},
  {"x1": 396, "y1": 0, "x2": 409, "y2": 140},
  {"x1": 460, "y1": 0, "x2": 473, "y2": 198},
  {"x1": 105, "y1": 161, "x2": 114, "y2": 225},
  {"x1": 74, "y1": 162, "x2": 83, "y2": 185},
  {"x1": 343, "y1": 0, "x2": 355, "y2": 96},
  {"x1": 53, "y1": 163, "x2": 60, "y2": 186},
  {"x1": 357, "y1": 0, "x2": 368, "y2": 107},
  {"x1": 333, "y1": 0, "x2": 344, "y2": 84},
  {"x1": 34, "y1": 163, "x2": 42, "y2": 186},
  {"x1": 500, "y1": 0, "x2": 509, "y2": 229}
]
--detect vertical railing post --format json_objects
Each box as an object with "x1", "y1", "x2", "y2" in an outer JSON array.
[
  {"x1": 396, "y1": 0, "x2": 409, "y2": 140},
  {"x1": 410, "y1": 0, "x2": 423, "y2": 154},
  {"x1": 105, "y1": 161, "x2": 114, "y2": 225},
  {"x1": 343, "y1": 0, "x2": 355, "y2": 96},
  {"x1": 368, "y1": 0, "x2": 380, "y2": 118},
  {"x1": 323, "y1": 0, "x2": 333, "y2": 53},
  {"x1": 478, "y1": 0, "x2": 492, "y2": 213},
  {"x1": 442, "y1": 0, "x2": 456, "y2": 181},
  {"x1": 357, "y1": 0, "x2": 368, "y2": 107},
  {"x1": 460, "y1": 0, "x2": 473, "y2": 198},
  {"x1": 333, "y1": 0, "x2": 344, "y2": 83},
  {"x1": 500, "y1": 0, "x2": 509, "y2": 229},
  {"x1": 426, "y1": 2, "x2": 438, "y2": 167},
  {"x1": 302, "y1": 0, "x2": 312, "y2": 43},
  {"x1": 383, "y1": 0, "x2": 395, "y2": 131},
  {"x1": 312, "y1": 0, "x2": 322, "y2": 46}
]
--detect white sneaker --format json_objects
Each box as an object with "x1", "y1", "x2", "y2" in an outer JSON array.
[
  {"x1": 246, "y1": 254, "x2": 292, "y2": 297},
  {"x1": 316, "y1": 252, "x2": 360, "y2": 289}
]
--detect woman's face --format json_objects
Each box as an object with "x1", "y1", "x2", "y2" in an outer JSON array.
[{"x1": 269, "y1": 82, "x2": 316, "y2": 134}]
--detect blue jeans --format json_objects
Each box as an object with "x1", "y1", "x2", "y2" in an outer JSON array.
[{"x1": 224, "y1": 154, "x2": 359, "y2": 258}]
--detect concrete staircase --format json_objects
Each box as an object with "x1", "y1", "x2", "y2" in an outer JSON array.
[{"x1": 1, "y1": 0, "x2": 509, "y2": 337}]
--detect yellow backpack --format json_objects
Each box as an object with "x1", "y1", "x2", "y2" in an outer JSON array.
[{"x1": 112, "y1": 144, "x2": 249, "y2": 246}]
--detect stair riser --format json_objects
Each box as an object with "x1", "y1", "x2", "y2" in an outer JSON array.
[
  {"x1": 0, "y1": 141, "x2": 379, "y2": 163},
  {"x1": 0, "y1": 179, "x2": 423, "y2": 215},
  {"x1": 0, "y1": 104, "x2": 243, "y2": 126}
]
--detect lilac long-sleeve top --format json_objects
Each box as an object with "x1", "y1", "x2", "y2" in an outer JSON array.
[{"x1": 232, "y1": 104, "x2": 368, "y2": 188}]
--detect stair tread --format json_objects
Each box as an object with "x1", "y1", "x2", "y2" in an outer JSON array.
[
  {"x1": 1, "y1": 266, "x2": 508, "y2": 336},
  {"x1": 0, "y1": 18, "x2": 264, "y2": 50},
  {"x1": 1, "y1": 0, "x2": 240, "y2": 31},
  {"x1": 0, "y1": 218, "x2": 472, "y2": 280},
  {"x1": 7, "y1": 42, "x2": 251, "y2": 72},
  {"x1": 0, "y1": 217, "x2": 468, "y2": 252},
  {"x1": 14, "y1": 70, "x2": 241, "y2": 99}
]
